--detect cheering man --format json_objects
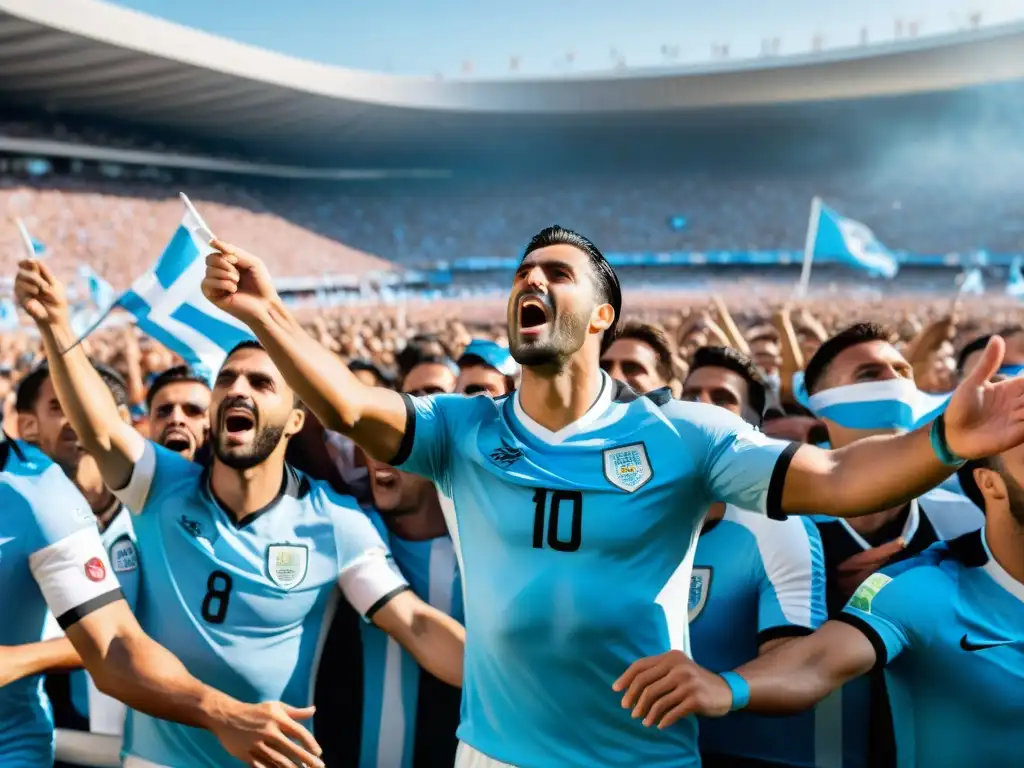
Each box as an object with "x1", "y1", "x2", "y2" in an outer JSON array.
[{"x1": 205, "y1": 225, "x2": 1024, "y2": 768}]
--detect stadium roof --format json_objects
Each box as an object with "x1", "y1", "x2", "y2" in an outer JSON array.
[{"x1": 1, "y1": 0, "x2": 1024, "y2": 167}]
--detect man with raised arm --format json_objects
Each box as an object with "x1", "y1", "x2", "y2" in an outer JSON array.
[
  {"x1": 0, "y1": 436, "x2": 322, "y2": 768},
  {"x1": 15, "y1": 259, "x2": 464, "y2": 768},
  {"x1": 204, "y1": 225, "x2": 1024, "y2": 768}
]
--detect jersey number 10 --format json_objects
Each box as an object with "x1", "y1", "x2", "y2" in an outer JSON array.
[{"x1": 532, "y1": 489, "x2": 583, "y2": 552}]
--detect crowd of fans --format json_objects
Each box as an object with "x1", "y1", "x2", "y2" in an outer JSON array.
[{"x1": 1, "y1": 136, "x2": 1023, "y2": 288}]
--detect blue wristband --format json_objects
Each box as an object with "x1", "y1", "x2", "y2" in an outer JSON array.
[
  {"x1": 929, "y1": 414, "x2": 965, "y2": 467},
  {"x1": 720, "y1": 671, "x2": 750, "y2": 711}
]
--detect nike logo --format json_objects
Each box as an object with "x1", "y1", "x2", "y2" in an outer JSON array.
[{"x1": 960, "y1": 634, "x2": 1015, "y2": 652}]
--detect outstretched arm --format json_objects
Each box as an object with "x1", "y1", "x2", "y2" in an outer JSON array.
[
  {"x1": 202, "y1": 243, "x2": 408, "y2": 462},
  {"x1": 614, "y1": 621, "x2": 875, "y2": 728},
  {"x1": 15, "y1": 260, "x2": 144, "y2": 491}
]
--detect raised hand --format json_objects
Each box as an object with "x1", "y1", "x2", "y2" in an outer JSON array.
[
  {"x1": 612, "y1": 649, "x2": 733, "y2": 729},
  {"x1": 944, "y1": 335, "x2": 1024, "y2": 459},
  {"x1": 14, "y1": 260, "x2": 69, "y2": 328},
  {"x1": 202, "y1": 240, "x2": 279, "y2": 324},
  {"x1": 210, "y1": 700, "x2": 323, "y2": 768}
]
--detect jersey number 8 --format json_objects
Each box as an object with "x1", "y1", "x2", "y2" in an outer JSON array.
[
  {"x1": 202, "y1": 570, "x2": 234, "y2": 624},
  {"x1": 532, "y1": 489, "x2": 583, "y2": 552}
]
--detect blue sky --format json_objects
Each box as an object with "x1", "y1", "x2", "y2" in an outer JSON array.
[{"x1": 112, "y1": 0, "x2": 1023, "y2": 78}]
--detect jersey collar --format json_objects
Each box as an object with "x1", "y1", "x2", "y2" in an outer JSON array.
[
  {"x1": 512, "y1": 370, "x2": 613, "y2": 445},
  {"x1": 838, "y1": 498, "x2": 919, "y2": 552},
  {"x1": 980, "y1": 526, "x2": 1024, "y2": 603},
  {"x1": 203, "y1": 463, "x2": 306, "y2": 529}
]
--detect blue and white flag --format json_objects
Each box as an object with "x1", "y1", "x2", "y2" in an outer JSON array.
[
  {"x1": 95, "y1": 195, "x2": 253, "y2": 381},
  {"x1": 810, "y1": 202, "x2": 899, "y2": 279},
  {"x1": 15, "y1": 219, "x2": 47, "y2": 258},
  {"x1": 76, "y1": 264, "x2": 117, "y2": 313},
  {"x1": 958, "y1": 268, "x2": 985, "y2": 296},
  {"x1": 1006, "y1": 257, "x2": 1024, "y2": 298},
  {"x1": 794, "y1": 373, "x2": 949, "y2": 432},
  {"x1": 0, "y1": 298, "x2": 18, "y2": 331}
]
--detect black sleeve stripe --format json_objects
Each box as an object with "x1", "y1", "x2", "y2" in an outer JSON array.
[
  {"x1": 365, "y1": 585, "x2": 412, "y2": 622},
  {"x1": 757, "y1": 624, "x2": 816, "y2": 646},
  {"x1": 766, "y1": 442, "x2": 801, "y2": 520},
  {"x1": 56, "y1": 588, "x2": 124, "y2": 630},
  {"x1": 388, "y1": 393, "x2": 417, "y2": 468},
  {"x1": 834, "y1": 613, "x2": 889, "y2": 671}
]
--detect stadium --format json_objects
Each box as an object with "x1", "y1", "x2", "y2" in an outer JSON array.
[{"x1": 2, "y1": 2, "x2": 1024, "y2": 768}]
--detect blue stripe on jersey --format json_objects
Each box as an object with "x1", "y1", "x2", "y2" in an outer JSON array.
[
  {"x1": 691, "y1": 509, "x2": 826, "y2": 767},
  {"x1": 840, "y1": 530, "x2": 1024, "y2": 768},
  {"x1": 1, "y1": 441, "x2": 95, "y2": 767},
  {"x1": 394, "y1": 378, "x2": 794, "y2": 767}
]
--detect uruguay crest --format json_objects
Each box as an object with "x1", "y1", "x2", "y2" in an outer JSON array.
[
  {"x1": 602, "y1": 443, "x2": 652, "y2": 492},
  {"x1": 267, "y1": 544, "x2": 309, "y2": 591},
  {"x1": 688, "y1": 567, "x2": 712, "y2": 622}
]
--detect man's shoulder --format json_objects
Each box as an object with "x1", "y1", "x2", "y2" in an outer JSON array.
[{"x1": 850, "y1": 537, "x2": 964, "y2": 614}]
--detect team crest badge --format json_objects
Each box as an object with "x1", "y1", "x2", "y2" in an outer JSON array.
[
  {"x1": 689, "y1": 567, "x2": 712, "y2": 621},
  {"x1": 602, "y1": 443, "x2": 652, "y2": 492},
  {"x1": 267, "y1": 544, "x2": 309, "y2": 591},
  {"x1": 110, "y1": 535, "x2": 139, "y2": 574}
]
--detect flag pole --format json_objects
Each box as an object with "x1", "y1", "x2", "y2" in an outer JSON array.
[
  {"x1": 797, "y1": 197, "x2": 821, "y2": 299},
  {"x1": 14, "y1": 218, "x2": 36, "y2": 259}
]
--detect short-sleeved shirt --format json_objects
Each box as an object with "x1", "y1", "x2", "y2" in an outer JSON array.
[
  {"x1": 838, "y1": 529, "x2": 1024, "y2": 768},
  {"x1": 0, "y1": 440, "x2": 123, "y2": 767},
  {"x1": 814, "y1": 490, "x2": 984, "y2": 768},
  {"x1": 393, "y1": 374, "x2": 795, "y2": 767},
  {"x1": 691, "y1": 506, "x2": 826, "y2": 767},
  {"x1": 112, "y1": 440, "x2": 409, "y2": 768}
]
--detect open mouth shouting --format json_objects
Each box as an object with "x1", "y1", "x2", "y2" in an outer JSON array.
[
  {"x1": 518, "y1": 294, "x2": 552, "y2": 338},
  {"x1": 221, "y1": 403, "x2": 257, "y2": 446},
  {"x1": 161, "y1": 428, "x2": 194, "y2": 454}
]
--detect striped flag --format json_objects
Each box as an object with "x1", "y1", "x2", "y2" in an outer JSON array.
[
  {"x1": 958, "y1": 268, "x2": 985, "y2": 296},
  {"x1": 77, "y1": 264, "x2": 116, "y2": 313},
  {"x1": 80, "y1": 194, "x2": 254, "y2": 381}
]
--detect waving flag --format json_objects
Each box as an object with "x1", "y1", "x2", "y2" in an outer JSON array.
[
  {"x1": 958, "y1": 268, "x2": 985, "y2": 297},
  {"x1": 798, "y1": 198, "x2": 898, "y2": 295},
  {"x1": 76, "y1": 264, "x2": 116, "y2": 313},
  {"x1": 77, "y1": 194, "x2": 253, "y2": 381},
  {"x1": 0, "y1": 298, "x2": 18, "y2": 331},
  {"x1": 1006, "y1": 257, "x2": 1024, "y2": 298}
]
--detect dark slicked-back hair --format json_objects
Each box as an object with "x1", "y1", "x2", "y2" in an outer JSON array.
[
  {"x1": 16, "y1": 359, "x2": 129, "y2": 413},
  {"x1": 226, "y1": 339, "x2": 265, "y2": 360},
  {"x1": 522, "y1": 225, "x2": 622, "y2": 353},
  {"x1": 688, "y1": 346, "x2": 767, "y2": 421},
  {"x1": 146, "y1": 365, "x2": 211, "y2": 410},
  {"x1": 804, "y1": 322, "x2": 896, "y2": 395}
]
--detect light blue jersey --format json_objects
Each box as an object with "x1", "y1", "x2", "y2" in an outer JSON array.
[
  {"x1": 393, "y1": 374, "x2": 795, "y2": 767},
  {"x1": 839, "y1": 529, "x2": 1024, "y2": 768},
  {"x1": 691, "y1": 506, "x2": 827, "y2": 767},
  {"x1": 0, "y1": 440, "x2": 123, "y2": 767},
  {"x1": 356, "y1": 508, "x2": 464, "y2": 768},
  {"x1": 113, "y1": 440, "x2": 409, "y2": 768}
]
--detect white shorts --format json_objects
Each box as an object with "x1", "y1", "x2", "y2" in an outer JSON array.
[{"x1": 455, "y1": 741, "x2": 520, "y2": 768}]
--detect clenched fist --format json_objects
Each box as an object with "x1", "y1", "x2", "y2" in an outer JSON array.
[
  {"x1": 14, "y1": 260, "x2": 69, "y2": 328},
  {"x1": 202, "y1": 240, "x2": 280, "y2": 325}
]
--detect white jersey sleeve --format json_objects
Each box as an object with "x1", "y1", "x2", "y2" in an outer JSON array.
[
  {"x1": 323, "y1": 487, "x2": 410, "y2": 620},
  {"x1": 20, "y1": 460, "x2": 123, "y2": 629}
]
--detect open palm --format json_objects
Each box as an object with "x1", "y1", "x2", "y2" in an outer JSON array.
[{"x1": 945, "y1": 336, "x2": 1024, "y2": 459}]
